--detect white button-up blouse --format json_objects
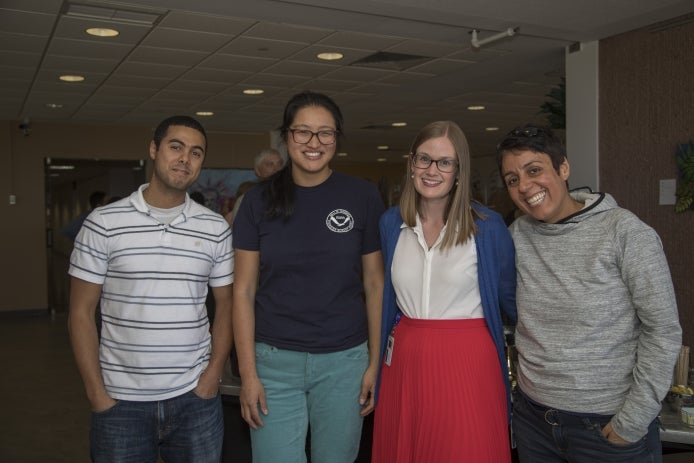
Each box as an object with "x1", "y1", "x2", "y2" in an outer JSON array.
[{"x1": 391, "y1": 215, "x2": 483, "y2": 320}]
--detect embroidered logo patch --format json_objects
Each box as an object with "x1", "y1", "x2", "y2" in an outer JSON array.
[{"x1": 326, "y1": 209, "x2": 354, "y2": 233}]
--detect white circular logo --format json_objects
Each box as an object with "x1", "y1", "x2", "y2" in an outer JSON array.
[{"x1": 326, "y1": 209, "x2": 354, "y2": 233}]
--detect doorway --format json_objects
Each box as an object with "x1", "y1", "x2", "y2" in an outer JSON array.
[{"x1": 45, "y1": 158, "x2": 146, "y2": 315}]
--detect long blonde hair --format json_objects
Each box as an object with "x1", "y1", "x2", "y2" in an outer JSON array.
[{"x1": 399, "y1": 121, "x2": 480, "y2": 249}]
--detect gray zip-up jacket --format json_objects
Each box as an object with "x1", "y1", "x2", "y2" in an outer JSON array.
[{"x1": 511, "y1": 189, "x2": 681, "y2": 442}]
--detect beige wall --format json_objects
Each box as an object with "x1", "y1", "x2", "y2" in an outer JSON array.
[
  {"x1": 1, "y1": 120, "x2": 270, "y2": 313},
  {"x1": 599, "y1": 17, "x2": 694, "y2": 350}
]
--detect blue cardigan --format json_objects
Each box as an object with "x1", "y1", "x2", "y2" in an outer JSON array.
[{"x1": 376, "y1": 204, "x2": 517, "y2": 419}]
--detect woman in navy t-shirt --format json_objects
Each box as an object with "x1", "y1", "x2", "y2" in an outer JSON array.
[{"x1": 232, "y1": 91, "x2": 385, "y2": 463}]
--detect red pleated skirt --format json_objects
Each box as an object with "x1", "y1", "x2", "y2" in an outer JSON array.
[{"x1": 372, "y1": 317, "x2": 510, "y2": 463}]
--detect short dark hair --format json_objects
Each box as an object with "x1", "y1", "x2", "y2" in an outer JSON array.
[
  {"x1": 189, "y1": 191, "x2": 205, "y2": 205},
  {"x1": 153, "y1": 115, "x2": 207, "y2": 151},
  {"x1": 496, "y1": 123, "x2": 566, "y2": 175},
  {"x1": 89, "y1": 191, "x2": 107, "y2": 209}
]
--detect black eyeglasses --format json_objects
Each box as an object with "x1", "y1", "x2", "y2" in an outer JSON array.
[
  {"x1": 507, "y1": 127, "x2": 540, "y2": 137},
  {"x1": 289, "y1": 129, "x2": 337, "y2": 145},
  {"x1": 411, "y1": 153, "x2": 458, "y2": 173}
]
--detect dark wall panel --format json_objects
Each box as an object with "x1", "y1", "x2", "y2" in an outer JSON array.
[{"x1": 599, "y1": 15, "x2": 694, "y2": 354}]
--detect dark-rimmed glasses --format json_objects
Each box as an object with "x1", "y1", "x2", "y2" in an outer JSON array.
[
  {"x1": 411, "y1": 153, "x2": 458, "y2": 173},
  {"x1": 289, "y1": 129, "x2": 337, "y2": 145}
]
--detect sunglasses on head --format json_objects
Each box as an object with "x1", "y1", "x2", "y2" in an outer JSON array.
[{"x1": 508, "y1": 127, "x2": 540, "y2": 137}]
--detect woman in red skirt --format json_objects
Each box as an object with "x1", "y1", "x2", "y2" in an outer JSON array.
[{"x1": 372, "y1": 121, "x2": 517, "y2": 462}]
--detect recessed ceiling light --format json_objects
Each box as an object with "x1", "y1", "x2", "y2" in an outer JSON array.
[
  {"x1": 467, "y1": 105, "x2": 486, "y2": 111},
  {"x1": 86, "y1": 27, "x2": 119, "y2": 37},
  {"x1": 377, "y1": 158, "x2": 387, "y2": 162},
  {"x1": 317, "y1": 52, "x2": 344, "y2": 61},
  {"x1": 485, "y1": 127, "x2": 499, "y2": 131},
  {"x1": 337, "y1": 152, "x2": 348, "y2": 157},
  {"x1": 59, "y1": 75, "x2": 85, "y2": 82},
  {"x1": 391, "y1": 122, "x2": 407, "y2": 127},
  {"x1": 45, "y1": 103, "x2": 63, "y2": 109},
  {"x1": 196, "y1": 111, "x2": 214, "y2": 116},
  {"x1": 243, "y1": 89, "x2": 264, "y2": 95},
  {"x1": 377, "y1": 145, "x2": 389, "y2": 150}
]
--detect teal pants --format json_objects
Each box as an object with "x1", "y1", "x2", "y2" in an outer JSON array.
[{"x1": 251, "y1": 341, "x2": 368, "y2": 463}]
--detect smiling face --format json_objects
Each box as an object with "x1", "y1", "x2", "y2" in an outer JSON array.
[
  {"x1": 500, "y1": 148, "x2": 579, "y2": 223},
  {"x1": 411, "y1": 135, "x2": 459, "y2": 205},
  {"x1": 148, "y1": 125, "x2": 206, "y2": 202},
  {"x1": 286, "y1": 105, "x2": 337, "y2": 186}
]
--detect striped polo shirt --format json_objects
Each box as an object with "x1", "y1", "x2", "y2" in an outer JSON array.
[{"x1": 69, "y1": 184, "x2": 233, "y2": 401}]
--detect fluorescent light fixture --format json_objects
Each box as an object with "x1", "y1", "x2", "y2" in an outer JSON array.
[
  {"x1": 337, "y1": 152, "x2": 348, "y2": 157},
  {"x1": 49, "y1": 165, "x2": 75, "y2": 170},
  {"x1": 377, "y1": 145, "x2": 389, "y2": 150},
  {"x1": 46, "y1": 103, "x2": 63, "y2": 109},
  {"x1": 467, "y1": 105, "x2": 485, "y2": 111},
  {"x1": 485, "y1": 127, "x2": 499, "y2": 131},
  {"x1": 59, "y1": 75, "x2": 85, "y2": 82},
  {"x1": 377, "y1": 158, "x2": 387, "y2": 162},
  {"x1": 391, "y1": 122, "x2": 407, "y2": 127},
  {"x1": 243, "y1": 89, "x2": 264, "y2": 95},
  {"x1": 317, "y1": 52, "x2": 343, "y2": 61},
  {"x1": 196, "y1": 111, "x2": 214, "y2": 116},
  {"x1": 86, "y1": 27, "x2": 119, "y2": 37}
]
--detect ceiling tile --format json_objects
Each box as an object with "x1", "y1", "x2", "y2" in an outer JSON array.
[
  {"x1": 127, "y1": 46, "x2": 208, "y2": 66},
  {"x1": 47, "y1": 37, "x2": 132, "y2": 60},
  {"x1": 317, "y1": 31, "x2": 404, "y2": 50},
  {"x1": 0, "y1": 9, "x2": 55, "y2": 35},
  {"x1": 115, "y1": 61, "x2": 189, "y2": 79},
  {"x1": 41, "y1": 55, "x2": 119, "y2": 73},
  {"x1": 263, "y1": 60, "x2": 337, "y2": 78},
  {"x1": 218, "y1": 36, "x2": 307, "y2": 59},
  {"x1": 244, "y1": 22, "x2": 332, "y2": 43},
  {"x1": 158, "y1": 10, "x2": 256, "y2": 35},
  {"x1": 141, "y1": 27, "x2": 233, "y2": 52},
  {"x1": 0, "y1": 31, "x2": 50, "y2": 53},
  {"x1": 180, "y1": 67, "x2": 250, "y2": 84},
  {"x1": 199, "y1": 54, "x2": 275, "y2": 72}
]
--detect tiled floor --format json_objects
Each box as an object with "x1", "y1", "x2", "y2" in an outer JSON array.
[{"x1": 0, "y1": 312, "x2": 91, "y2": 462}]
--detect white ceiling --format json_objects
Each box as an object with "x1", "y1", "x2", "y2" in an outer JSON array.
[{"x1": 1, "y1": 0, "x2": 692, "y2": 163}]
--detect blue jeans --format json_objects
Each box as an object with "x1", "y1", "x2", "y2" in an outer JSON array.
[
  {"x1": 512, "y1": 388, "x2": 661, "y2": 463},
  {"x1": 90, "y1": 389, "x2": 223, "y2": 463},
  {"x1": 251, "y1": 342, "x2": 368, "y2": 463}
]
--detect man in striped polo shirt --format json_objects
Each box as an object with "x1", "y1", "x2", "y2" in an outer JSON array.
[{"x1": 68, "y1": 115, "x2": 233, "y2": 462}]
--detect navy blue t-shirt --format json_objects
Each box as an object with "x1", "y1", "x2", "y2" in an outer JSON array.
[{"x1": 233, "y1": 171, "x2": 385, "y2": 353}]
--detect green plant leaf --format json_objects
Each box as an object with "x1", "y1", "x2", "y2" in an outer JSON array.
[
  {"x1": 538, "y1": 77, "x2": 566, "y2": 129},
  {"x1": 676, "y1": 143, "x2": 694, "y2": 181}
]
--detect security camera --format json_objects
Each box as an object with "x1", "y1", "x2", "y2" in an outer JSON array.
[{"x1": 19, "y1": 117, "x2": 30, "y2": 136}]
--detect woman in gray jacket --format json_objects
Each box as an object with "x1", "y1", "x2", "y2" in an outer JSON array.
[{"x1": 497, "y1": 123, "x2": 681, "y2": 463}]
